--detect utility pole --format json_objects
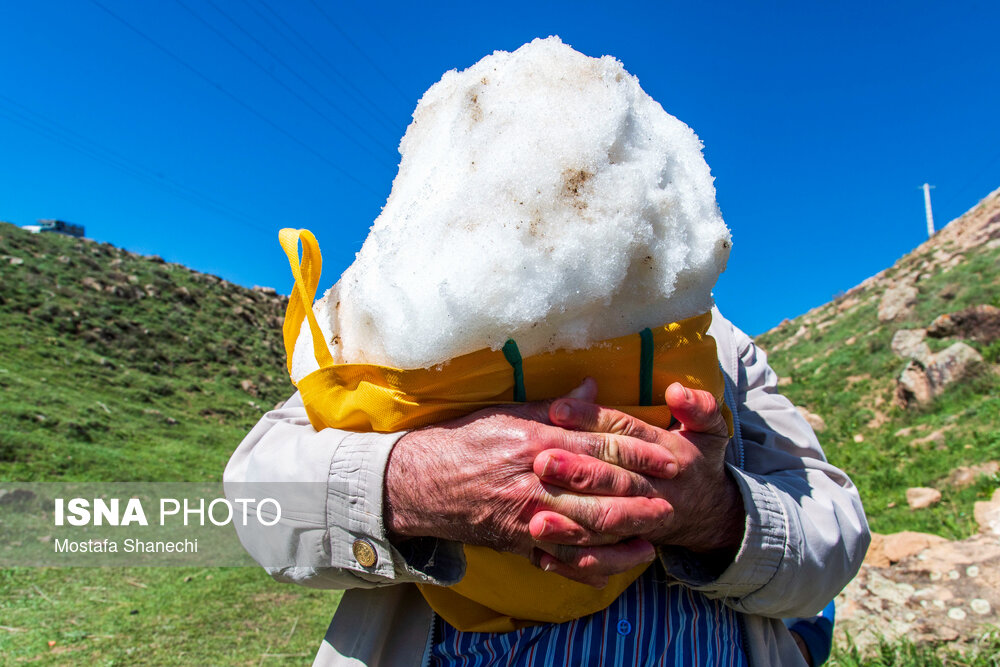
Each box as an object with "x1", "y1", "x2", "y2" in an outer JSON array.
[{"x1": 922, "y1": 183, "x2": 935, "y2": 238}]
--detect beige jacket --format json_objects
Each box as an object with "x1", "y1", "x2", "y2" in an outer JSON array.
[{"x1": 225, "y1": 309, "x2": 870, "y2": 666}]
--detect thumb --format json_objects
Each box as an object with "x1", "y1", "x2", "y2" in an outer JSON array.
[{"x1": 665, "y1": 383, "x2": 729, "y2": 438}]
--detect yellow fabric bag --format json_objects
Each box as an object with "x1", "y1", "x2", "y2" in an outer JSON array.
[{"x1": 279, "y1": 228, "x2": 731, "y2": 632}]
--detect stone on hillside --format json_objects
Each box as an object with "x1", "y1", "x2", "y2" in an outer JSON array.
[
  {"x1": 866, "y1": 531, "x2": 949, "y2": 567},
  {"x1": 239, "y1": 379, "x2": 259, "y2": 397},
  {"x1": 925, "y1": 342, "x2": 985, "y2": 389},
  {"x1": 974, "y1": 489, "x2": 1000, "y2": 536},
  {"x1": 884, "y1": 531, "x2": 949, "y2": 562},
  {"x1": 890, "y1": 328, "x2": 930, "y2": 361},
  {"x1": 907, "y1": 487, "x2": 942, "y2": 509},
  {"x1": 878, "y1": 283, "x2": 918, "y2": 322},
  {"x1": 795, "y1": 406, "x2": 826, "y2": 432},
  {"x1": 853, "y1": 434, "x2": 864, "y2": 443},
  {"x1": 927, "y1": 304, "x2": 1000, "y2": 344},
  {"x1": 895, "y1": 343, "x2": 985, "y2": 408},
  {"x1": 81, "y1": 276, "x2": 103, "y2": 292},
  {"x1": 7, "y1": 255, "x2": 24, "y2": 265},
  {"x1": 944, "y1": 462, "x2": 1000, "y2": 489},
  {"x1": 910, "y1": 429, "x2": 947, "y2": 449}
]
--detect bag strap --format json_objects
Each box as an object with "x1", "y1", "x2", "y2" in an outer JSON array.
[{"x1": 279, "y1": 228, "x2": 334, "y2": 375}]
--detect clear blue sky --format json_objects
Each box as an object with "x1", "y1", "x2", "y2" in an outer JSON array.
[{"x1": 2, "y1": 1, "x2": 998, "y2": 335}]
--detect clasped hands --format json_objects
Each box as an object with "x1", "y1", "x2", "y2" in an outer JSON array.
[{"x1": 385, "y1": 378, "x2": 745, "y2": 588}]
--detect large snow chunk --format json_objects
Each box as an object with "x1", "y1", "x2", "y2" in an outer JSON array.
[{"x1": 295, "y1": 37, "x2": 730, "y2": 377}]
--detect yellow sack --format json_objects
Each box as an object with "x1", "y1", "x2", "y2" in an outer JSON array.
[{"x1": 279, "y1": 228, "x2": 732, "y2": 632}]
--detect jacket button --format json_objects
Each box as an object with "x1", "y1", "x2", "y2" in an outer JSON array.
[{"x1": 352, "y1": 539, "x2": 378, "y2": 568}]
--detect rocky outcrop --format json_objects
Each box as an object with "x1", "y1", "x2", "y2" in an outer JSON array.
[
  {"x1": 895, "y1": 342, "x2": 985, "y2": 407},
  {"x1": 927, "y1": 305, "x2": 1000, "y2": 344},
  {"x1": 890, "y1": 328, "x2": 931, "y2": 363},
  {"x1": 878, "y1": 283, "x2": 919, "y2": 322}
]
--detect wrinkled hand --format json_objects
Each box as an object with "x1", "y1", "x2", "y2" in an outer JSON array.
[
  {"x1": 384, "y1": 383, "x2": 682, "y2": 587},
  {"x1": 530, "y1": 380, "x2": 745, "y2": 580}
]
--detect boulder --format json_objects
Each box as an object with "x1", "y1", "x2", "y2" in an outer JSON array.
[
  {"x1": 974, "y1": 489, "x2": 1000, "y2": 536},
  {"x1": 906, "y1": 487, "x2": 942, "y2": 509},
  {"x1": 895, "y1": 343, "x2": 985, "y2": 407},
  {"x1": 927, "y1": 305, "x2": 1000, "y2": 344},
  {"x1": 890, "y1": 328, "x2": 930, "y2": 362},
  {"x1": 925, "y1": 342, "x2": 985, "y2": 390},
  {"x1": 878, "y1": 283, "x2": 918, "y2": 322},
  {"x1": 943, "y1": 462, "x2": 1000, "y2": 489},
  {"x1": 895, "y1": 361, "x2": 933, "y2": 407}
]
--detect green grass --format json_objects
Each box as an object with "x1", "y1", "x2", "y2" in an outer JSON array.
[
  {"x1": 830, "y1": 629, "x2": 1000, "y2": 666},
  {"x1": 0, "y1": 567, "x2": 339, "y2": 665},
  {"x1": 757, "y1": 241, "x2": 1000, "y2": 541},
  {"x1": 1, "y1": 223, "x2": 339, "y2": 664}
]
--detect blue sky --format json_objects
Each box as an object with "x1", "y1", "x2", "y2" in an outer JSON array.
[{"x1": 2, "y1": 1, "x2": 998, "y2": 336}]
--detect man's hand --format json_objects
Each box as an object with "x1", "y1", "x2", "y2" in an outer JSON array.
[
  {"x1": 529, "y1": 382, "x2": 745, "y2": 578},
  {"x1": 384, "y1": 383, "x2": 683, "y2": 587}
]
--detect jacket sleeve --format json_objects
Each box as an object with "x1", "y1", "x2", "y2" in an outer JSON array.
[
  {"x1": 659, "y1": 311, "x2": 870, "y2": 618},
  {"x1": 223, "y1": 391, "x2": 465, "y2": 590}
]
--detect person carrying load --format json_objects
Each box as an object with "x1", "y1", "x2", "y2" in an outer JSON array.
[{"x1": 227, "y1": 37, "x2": 868, "y2": 666}]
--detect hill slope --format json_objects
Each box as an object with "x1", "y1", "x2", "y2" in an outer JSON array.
[
  {"x1": 757, "y1": 186, "x2": 1000, "y2": 539},
  {"x1": 0, "y1": 222, "x2": 291, "y2": 481},
  {"x1": 0, "y1": 223, "x2": 338, "y2": 664}
]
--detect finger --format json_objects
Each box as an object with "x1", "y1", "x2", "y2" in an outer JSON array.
[
  {"x1": 534, "y1": 538, "x2": 656, "y2": 587},
  {"x1": 550, "y1": 399, "x2": 663, "y2": 444},
  {"x1": 502, "y1": 378, "x2": 599, "y2": 424},
  {"x1": 545, "y1": 491, "x2": 673, "y2": 538},
  {"x1": 528, "y1": 510, "x2": 622, "y2": 546},
  {"x1": 564, "y1": 377, "x2": 598, "y2": 402},
  {"x1": 552, "y1": 429, "x2": 678, "y2": 478},
  {"x1": 534, "y1": 449, "x2": 659, "y2": 496},
  {"x1": 665, "y1": 383, "x2": 729, "y2": 438}
]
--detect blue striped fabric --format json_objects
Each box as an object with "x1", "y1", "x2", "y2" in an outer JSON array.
[{"x1": 430, "y1": 564, "x2": 748, "y2": 666}]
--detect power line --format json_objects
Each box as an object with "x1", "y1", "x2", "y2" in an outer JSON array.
[
  {"x1": 220, "y1": 0, "x2": 401, "y2": 137},
  {"x1": 87, "y1": 0, "x2": 382, "y2": 197},
  {"x1": 0, "y1": 95, "x2": 272, "y2": 232},
  {"x1": 244, "y1": 0, "x2": 404, "y2": 134},
  {"x1": 173, "y1": 0, "x2": 398, "y2": 165},
  {"x1": 304, "y1": 0, "x2": 412, "y2": 105}
]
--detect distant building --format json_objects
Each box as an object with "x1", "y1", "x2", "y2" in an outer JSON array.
[{"x1": 21, "y1": 219, "x2": 85, "y2": 238}]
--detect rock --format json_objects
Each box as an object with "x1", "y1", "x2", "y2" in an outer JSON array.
[
  {"x1": 890, "y1": 329, "x2": 931, "y2": 361},
  {"x1": 943, "y1": 462, "x2": 1000, "y2": 489},
  {"x1": 252, "y1": 285, "x2": 277, "y2": 295},
  {"x1": 866, "y1": 531, "x2": 949, "y2": 567},
  {"x1": 927, "y1": 305, "x2": 1000, "y2": 344},
  {"x1": 885, "y1": 531, "x2": 949, "y2": 562},
  {"x1": 974, "y1": 489, "x2": 1000, "y2": 535},
  {"x1": 81, "y1": 276, "x2": 103, "y2": 292},
  {"x1": 907, "y1": 487, "x2": 942, "y2": 509},
  {"x1": 925, "y1": 342, "x2": 984, "y2": 389},
  {"x1": 853, "y1": 434, "x2": 865, "y2": 443},
  {"x1": 911, "y1": 429, "x2": 947, "y2": 449},
  {"x1": 878, "y1": 283, "x2": 918, "y2": 322},
  {"x1": 795, "y1": 406, "x2": 826, "y2": 432},
  {"x1": 895, "y1": 343, "x2": 985, "y2": 407},
  {"x1": 240, "y1": 379, "x2": 259, "y2": 397},
  {"x1": 896, "y1": 361, "x2": 933, "y2": 407},
  {"x1": 7, "y1": 256, "x2": 24, "y2": 265}
]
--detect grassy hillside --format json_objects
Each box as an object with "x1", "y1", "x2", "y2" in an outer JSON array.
[
  {"x1": 756, "y1": 188, "x2": 1000, "y2": 540},
  {"x1": 0, "y1": 223, "x2": 337, "y2": 664}
]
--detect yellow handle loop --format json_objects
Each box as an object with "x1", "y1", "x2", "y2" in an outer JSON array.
[{"x1": 279, "y1": 228, "x2": 334, "y2": 376}]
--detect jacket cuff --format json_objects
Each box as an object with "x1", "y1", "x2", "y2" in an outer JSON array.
[
  {"x1": 328, "y1": 430, "x2": 465, "y2": 585},
  {"x1": 659, "y1": 464, "x2": 787, "y2": 597}
]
